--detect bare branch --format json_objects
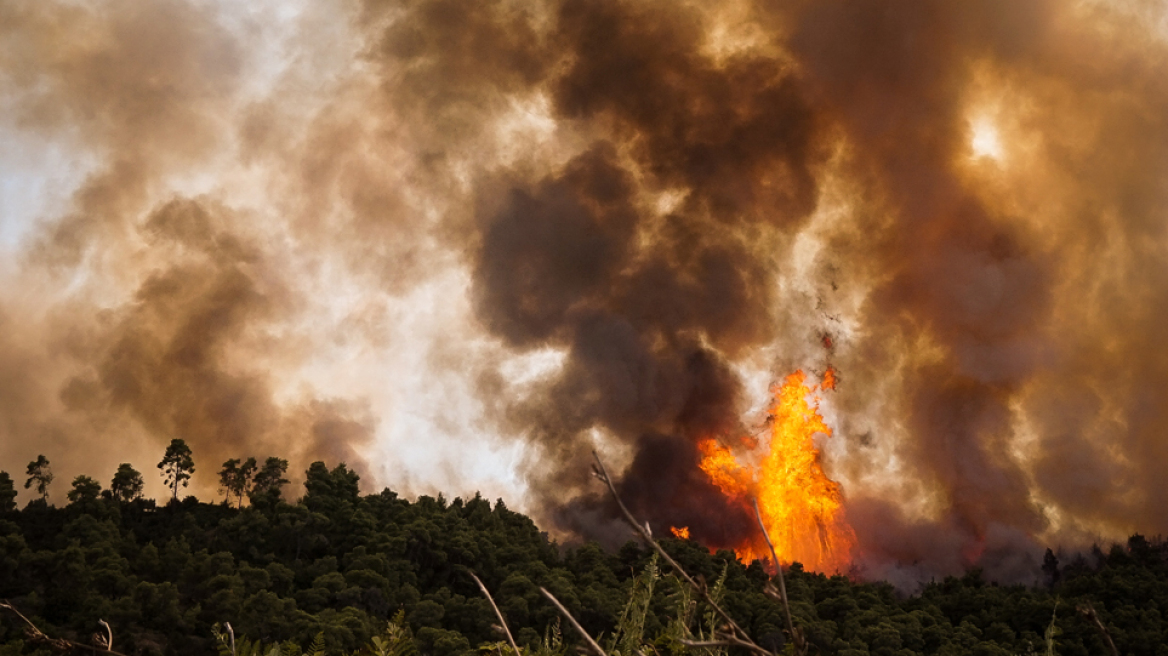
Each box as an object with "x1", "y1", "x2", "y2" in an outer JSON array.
[
  {"x1": 752, "y1": 498, "x2": 804, "y2": 655},
  {"x1": 0, "y1": 601, "x2": 131, "y2": 656},
  {"x1": 1077, "y1": 602, "x2": 1119, "y2": 656},
  {"x1": 679, "y1": 639, "x2": 756, "y2": 650},
  {"x1": 97, "y1": 619, "x2": 113, "y2": 652},
  {"x1": 590, "y1": 452, "x2": 773, "y2": 656},
  {"x1": 470, "y1": 571, "x2": 522, "y2": 656},
  {"x1": 225, "y1": 622, "x2": 236, "y2": 656},
  {"x1": 540, "y1": 587, "x2": 607, "y2": 656}
]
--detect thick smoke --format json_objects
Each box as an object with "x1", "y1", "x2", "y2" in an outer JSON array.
[{"x1": 2, "y1": 0, "x2": 1168, "y2": 582}]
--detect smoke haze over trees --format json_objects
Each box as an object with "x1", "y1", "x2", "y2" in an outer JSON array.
[{"x1": 1, "y1": 0, "x2": 1167, "y2": 582}]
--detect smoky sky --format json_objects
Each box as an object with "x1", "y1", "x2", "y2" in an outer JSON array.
[{"x1": 2, "y1": 0, "x2": 1168, "y2": 581}]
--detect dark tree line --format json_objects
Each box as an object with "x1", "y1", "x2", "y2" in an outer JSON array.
[
  {"x1": 0, "y1": 447, "x2": 1166, "y2": 656},
  {"x1": 1, "y1": 441, "x2": 287, "y2": 512}
]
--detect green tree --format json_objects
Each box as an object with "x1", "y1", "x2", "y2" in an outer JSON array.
[
  {"x1": 158, "y1": 439, "x2": 195, "y2": 502},
  {"x1": 219, "y1": 457, "x2": 258, "y2": 507},
  {"x1": 0, "y1": 470, "x2": 16, "y2": 512},
  {"x1": 250, "y1": 456, "x2": 290, "y2": 505},
  {"x1": 110, "y1": 463, "x2": 145, "y2": 502},
  {"x1": 303, "y1": 462, "x2": 360, "y2": 513},
  {"x1": 24, "y1": 454, "x2": 53, "y2": 501},
  {"x1": 67, "y1": 475, "x2": 102, "y2": 505}
]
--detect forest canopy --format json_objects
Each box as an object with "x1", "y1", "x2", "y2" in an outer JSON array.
[{"x1": 0, "y1": 449, "x2": 1164, "y2": 656}]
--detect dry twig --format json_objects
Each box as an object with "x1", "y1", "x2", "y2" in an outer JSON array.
[
  {"x1": 470, "y1": 571, "x2": 522, "y2": 656},
  {"x1": 590, "y1": 451, "x2": 774, "y2": 656},
  {"x1": 751, "y1": 498, "x2": 805, "y2": 655},
  {"x1": 1076, "y1": 602, "x2": 1119, "y2": 656},
  {"x1": 224, "y1": 622, "x2": 236, "y2": 656},
  {"x1": 539, "y1": 587, "x2": 608, "y2": 656},
  {"x1": 1, "y1": 600, "x2": 130, "y2": 656},
  {"x1": 96, "y1": 620, "x2": 113, "y2": 653}
]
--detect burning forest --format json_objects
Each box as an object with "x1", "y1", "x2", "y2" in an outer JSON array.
[
  {"x1": 2, "y1": 0, "x2": 1168, "y2": 586},
  {"x1": 689, "y1": 369, "x2": 854, "y2": 573}
]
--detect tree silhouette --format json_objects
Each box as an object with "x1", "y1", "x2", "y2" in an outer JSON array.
[
  {"x1": 0, "y1": 471, "x2": 16, "y2": 512},
  {"x1": 1042, "y1": 548, "x2": 1061, "y2": 590},
  {"x1": 218, "y1": 457, "x2": 257, "y2": 507},
  {"x1": 157, "y1": 439, "x2": 195, "y2": 502},
  {"x1": 66, "y1": 475, "x2": 102, "y2": 505},
  {"x1": 24, "y1": 455, "x2": 53, "y2": 501},
  {"x1": 218, "y1": 458, "x2": 240, "y2": 504},
  {"x1": 303, "y1": 461, "x2": 360, "y2": 513},
  {"x1": 110, "y1": 463, "x2": 145, "y2": 502},
  {"x1": 249, "y1": 456, "x2": 289, "y2": 507}
]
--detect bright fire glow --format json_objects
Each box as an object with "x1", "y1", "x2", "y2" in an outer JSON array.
[
  {"x1": 698, "y1": 438, "x2": 752, "y2": 498},
  {"x1": 671, "y1": 526, "x2": 690, "y2": 539},
  {"x1": 697, "y1": 370, "x2": 854, "y2": 572},
  {"x1": 822, "y1": 366, "x2": 837, "y2": 391},
  {"x1": 970, "y1": 118, "x2": 1004, "y2": 160}
]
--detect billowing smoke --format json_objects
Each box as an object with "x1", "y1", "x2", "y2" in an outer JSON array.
[{"x1": 2, "y1": 0, "x2": 1167, "y2": 582}]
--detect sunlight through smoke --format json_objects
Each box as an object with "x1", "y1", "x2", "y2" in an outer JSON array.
[{"x1": 970, "y1": 117, "x2": 1005, "y2": 160}]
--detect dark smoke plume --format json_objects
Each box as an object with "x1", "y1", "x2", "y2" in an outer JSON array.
[{"x1": 3, "y1": 0, "x2": 1168, "y2": 582}]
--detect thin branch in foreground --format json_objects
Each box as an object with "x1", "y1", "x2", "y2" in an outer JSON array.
[
  {"x1": 0, "y1": 601, "x2": 131, "y2": 656},
  {"x1": 679, "y1": 638, "x2": 764, "y2": 651},
  {"x1": 590, "y1": 451, "x2": 773, "y2": 656},
  {"x1": 539, "y1": 587, "x2": 608, "y2": 656},
  {"x1": 1077, "y1": 602, "x2": 1119, "y2": 656},
  {"x1": 751, "y1": 498, "x2": 804, "y2": 656},
  {"x1": 470, "y1": 571, "x2": 522, "y2": 656},
  {"x1": 94, "y1": 619, "x2": 114, "y2": 653}
]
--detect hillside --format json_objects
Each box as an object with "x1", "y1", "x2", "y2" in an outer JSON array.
[{"x1": 0, "y1": 461, "x2": 1164, "y2": 656}]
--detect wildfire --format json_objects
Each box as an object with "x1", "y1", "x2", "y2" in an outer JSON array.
[
  {"x1": 822, "y1": 366, "x2": 837, "y2": 391},
  {"x1": 696, "y1": 370, "x2": 853, "y2": 572},
  {"x1": 698, "y1": 439, "x2": 751, "y2": 498},
  {"x1": 671, "y1": 526, "x2": 690, "y2": 539}
]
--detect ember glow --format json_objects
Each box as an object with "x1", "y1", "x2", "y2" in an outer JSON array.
[{"x1": 696, "y1": 371, "x2": 853, "y2": 573}]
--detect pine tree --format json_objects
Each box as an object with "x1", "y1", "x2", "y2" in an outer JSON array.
[
  {"x1": 158, "y1": 439, "x2": 195, "y2": 502},
  {"x1": 218, "y1": 457, "x2": 258, "y2": 507},
  {"x1": 219, "y1": 458, "x2": 241, "y2": 504},
  {"x1": 249, "y1": 457, "x2": 289, "y2": 506},
  {"x1": 24, "y1": 455, "x2": 53, "y2": 501}
]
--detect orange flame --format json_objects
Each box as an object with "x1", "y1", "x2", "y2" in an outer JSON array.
[
  {"x1": 671, "y1": 526, "x2": 690, "y2": 539},
  {"x1": 696, "y1": 370, "x2": 853, "y2": 572},
  {"x1": 822, "y1": 366, "x2": 837, "y2": 391},
  {"x1": 698, "y1": 439, "x2": 752, "y2": 498}
]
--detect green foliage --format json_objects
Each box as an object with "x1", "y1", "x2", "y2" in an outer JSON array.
[
  {"x1": 1044, "y1": 602, "x2": 1060, "y2": 656},
  {"x1": 158, "y1": 439, "x2": 195, "y2": 502},
  {"x1": 606, "y1": 553, "x2": 658, "y2": 656},
  {"x1": 365, "y1": 610, "x2": 416, "y2": 656},
  {"x1": 1, "y1": 457, "x2": 1167, "y2": 656},
  {"x1": 303, "y1": 462, "x2": 360, "y2": 513},
  {"x1": 700, "y1": 563, "x2": 728, "y2": 646},
  {"x1": 215, "y1": 622, "x2": 306, "y2": 656},
  {"x1": 307, "y1": 632, "x2": 326, "y2": 656},
  {"x1": 651, "y1": 562, "x2": 729, "y2": 656},
  {"x1": 529, "y1": 617, "x2": 567, "y2": 656},
  {"x1": 23, "y1": 456, "x2": 52, "y2": 501}
]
